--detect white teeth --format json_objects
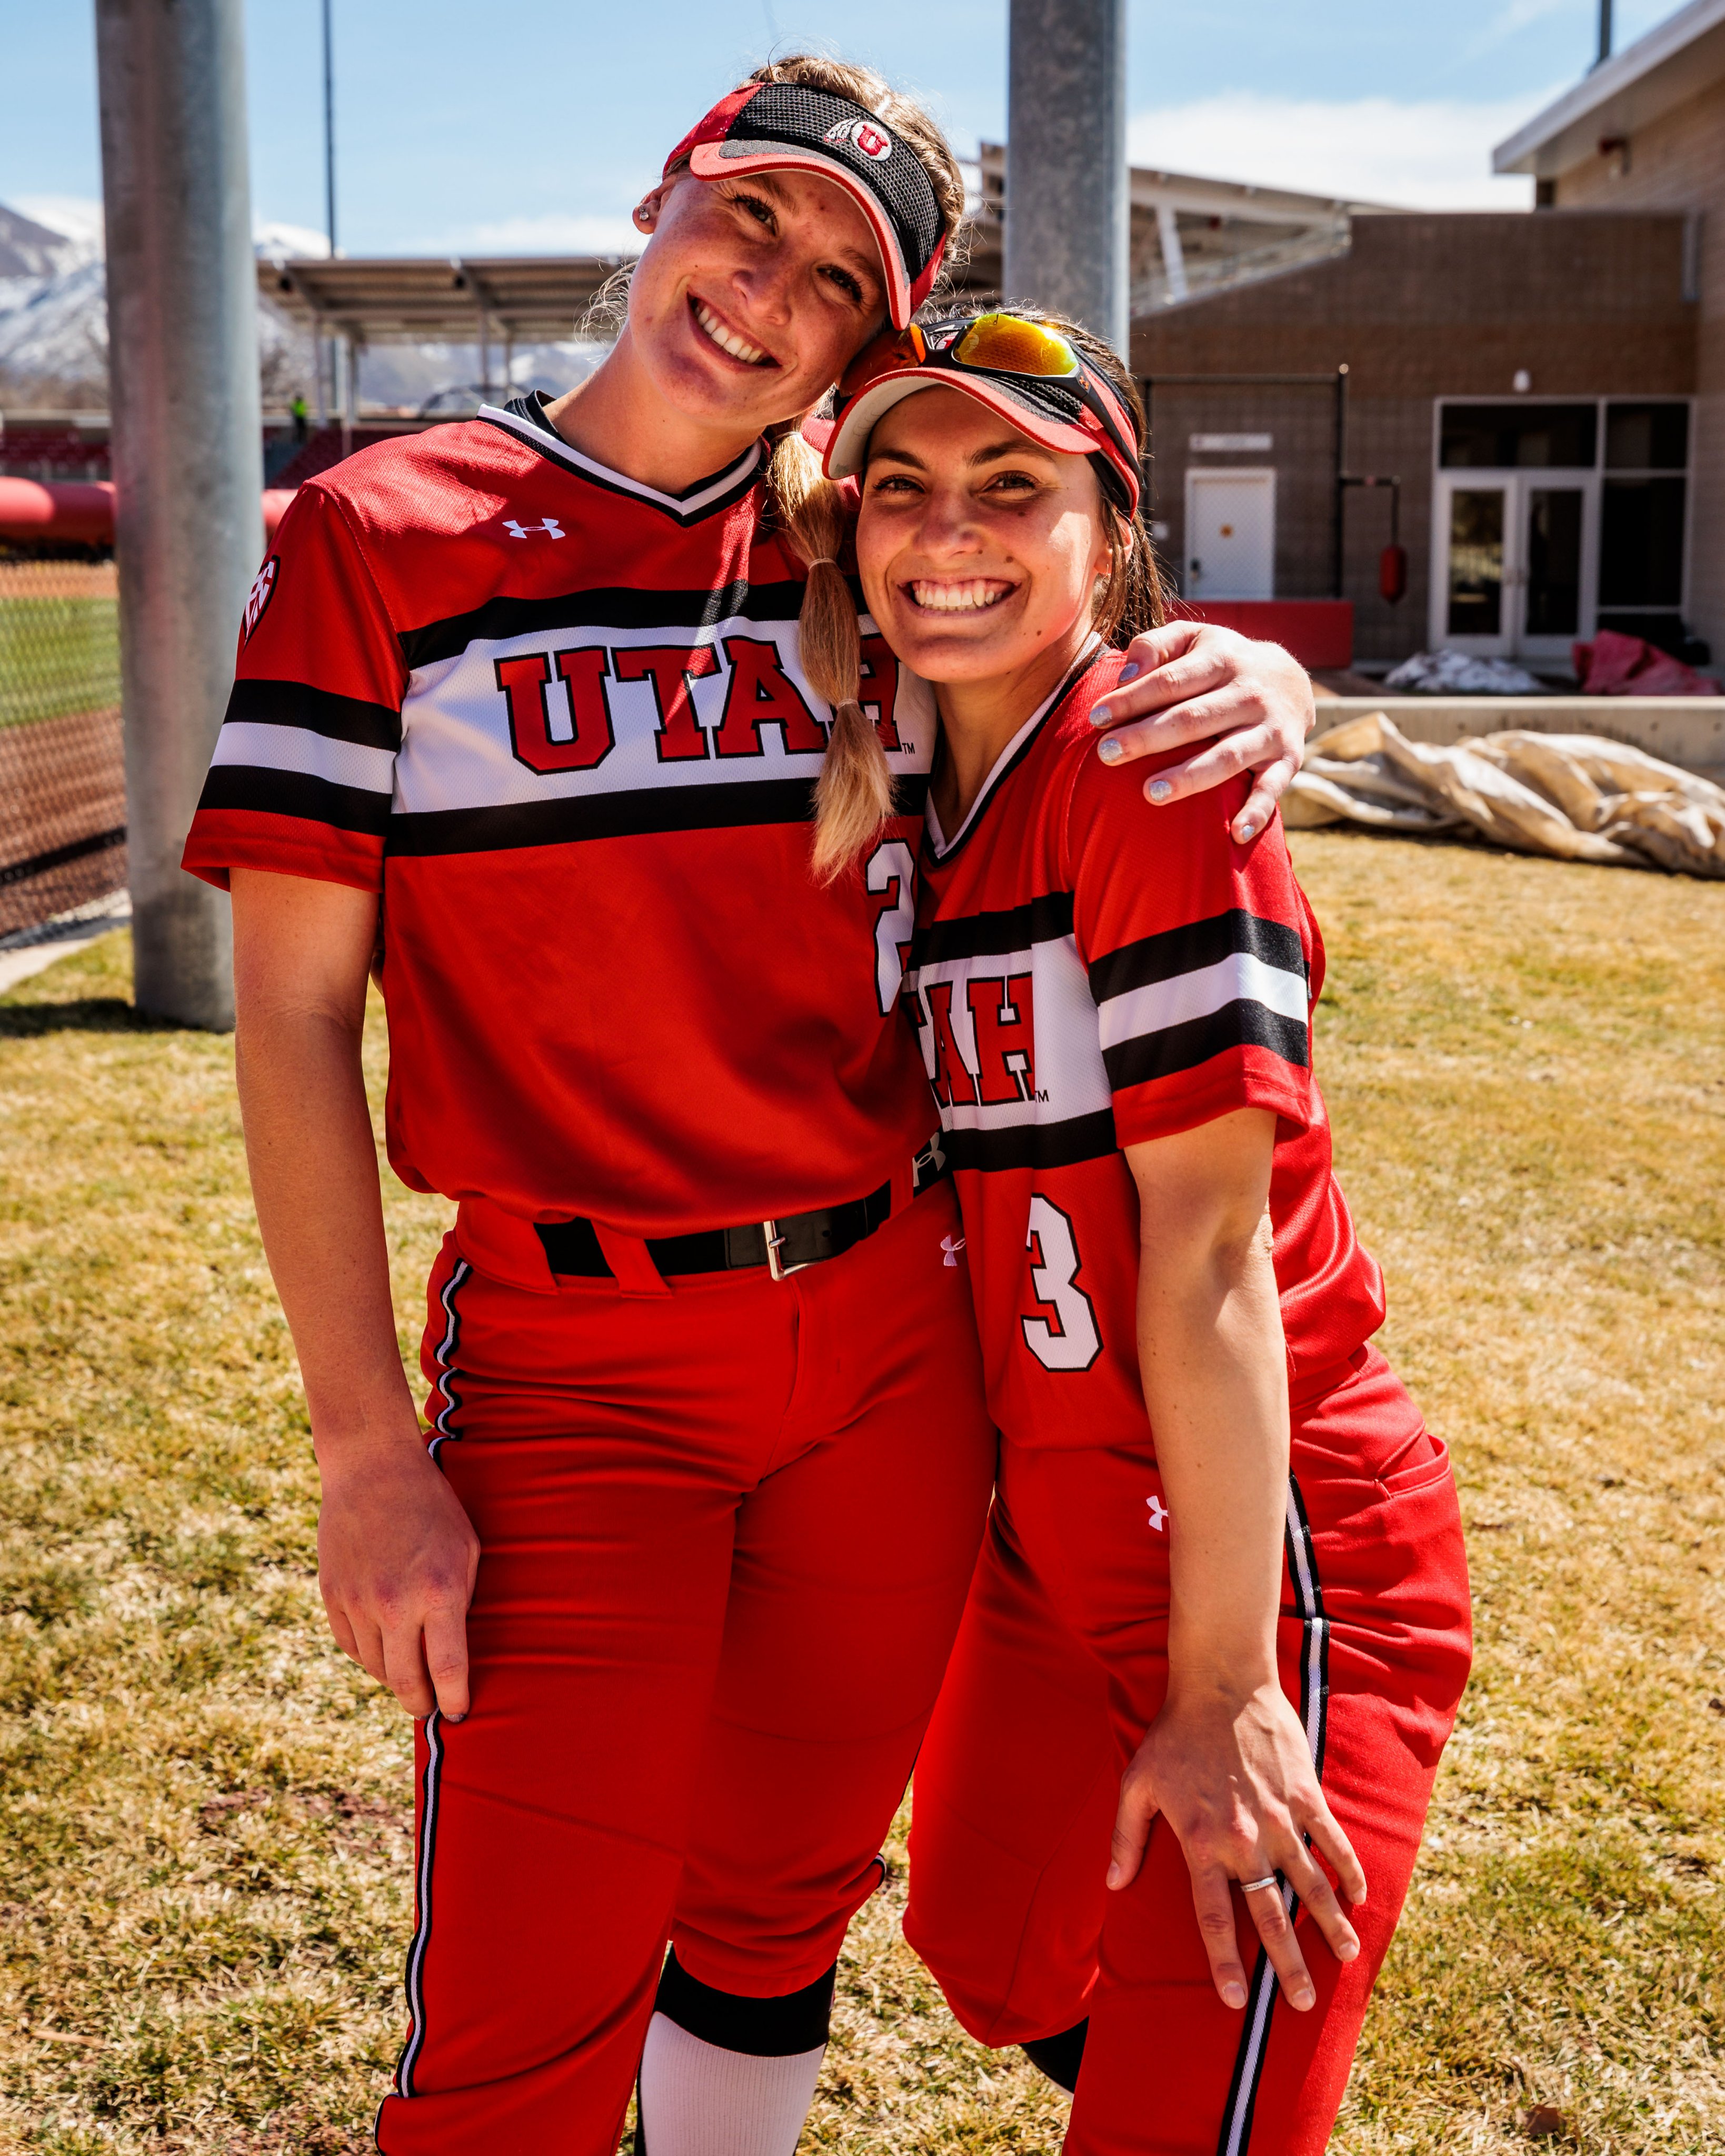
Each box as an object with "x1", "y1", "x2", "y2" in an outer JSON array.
[
  {"x1": 910, "y1": 578, "x2": 1011, "y2": 612},
  {"x1": 694, "y1": 301, "x2": 767, "y2": 365}
]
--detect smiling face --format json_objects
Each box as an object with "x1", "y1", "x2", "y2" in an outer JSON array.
[
  {"x1": 625, "y1": 165, "x2": 889, "y2": 441},
  {"x1": 855, "y1": 387, "x2": 1115, "y2": 690}
]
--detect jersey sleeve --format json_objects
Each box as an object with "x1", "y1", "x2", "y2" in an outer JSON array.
[
  {"x1": 182, "y1": 481, "x2": 407, "y2": 893},
  {"x1": 1063, "y1": 746, "x2": 1315, "y2": 1149}
]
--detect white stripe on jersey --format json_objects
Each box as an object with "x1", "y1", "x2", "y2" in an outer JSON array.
[
  {"x1": 1096, "y1": 946, "x2": 1309, "y2": 1052},
  {"x1": 210, "y1": 721, "x2": 396, "y2": 795}
]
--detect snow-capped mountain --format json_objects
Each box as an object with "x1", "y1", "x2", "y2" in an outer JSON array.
[
  {"x1": 1, "y1": 198, "x2": 603, "y2": 417},
  {"x1": 0, "y1": 196, "x2": 320, "y2": 409}
]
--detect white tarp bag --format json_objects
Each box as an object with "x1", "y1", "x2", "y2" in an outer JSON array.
[{"x1": 1287, "y1": 713, "x2": 1725, "y2": 879}]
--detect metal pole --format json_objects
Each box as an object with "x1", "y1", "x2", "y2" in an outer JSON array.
[
  {"x1": 96, "y1": 0, "x2": 261, "y2": 1029},
  {"x1": 1594, "y1": 0, "x2": 1613, "y2": 68},
  {"x1": 323, "y1": 0, "x2": 337, "y2": 254},
  {"x1": 1005, "y1": 0, "x2": 1129, "y2": 351}
]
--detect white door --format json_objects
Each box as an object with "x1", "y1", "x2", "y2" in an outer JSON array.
[
  {"x1": 1184, "y1": 468, "x2": 1275, "y2": 600},
  {"x1": 1431, "y1": 472, "x2": 1598, "y2": 660}
]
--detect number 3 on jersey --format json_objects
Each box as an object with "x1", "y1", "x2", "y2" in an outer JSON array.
[{"x1": 1022, "y1": 1194, "x2": 1101, "y2": 1372}]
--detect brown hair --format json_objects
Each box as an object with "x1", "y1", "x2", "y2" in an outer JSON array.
[{"x1": 800, "y1": 303, "x2": 1168, "y2": 880}]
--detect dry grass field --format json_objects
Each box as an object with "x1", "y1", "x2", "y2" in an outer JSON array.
[{"x1": 0, "y1": 828, "x2": 1720, "y2": 2153}]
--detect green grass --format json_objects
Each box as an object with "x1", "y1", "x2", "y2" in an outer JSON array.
[
  {"x1": 0, "y1": 832, "x2": 1721, "y2": 2151},
  {"x1": 0, "y1": 597, "x2": 120, "y2": 729}
]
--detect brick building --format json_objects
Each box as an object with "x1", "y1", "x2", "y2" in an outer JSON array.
[
  {"x1": 1494, "y1": 0, "x2": 1724, "y2": 667},
  {"x1": 1113, "y1": 0, "x2": 1720, "y2": 673}
]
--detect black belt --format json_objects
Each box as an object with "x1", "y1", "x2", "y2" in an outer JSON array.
[{"x1": 536, "y1": 1138, "x2": 948, "y2": 1282}]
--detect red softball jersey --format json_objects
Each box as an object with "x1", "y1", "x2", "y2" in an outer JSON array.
[
  {"x1": 184, "y1": 397, "x2": 940, "y2": 1235},
  {"x1": 906, "y1": 646, "x2": 1385, "y2": 1450}
]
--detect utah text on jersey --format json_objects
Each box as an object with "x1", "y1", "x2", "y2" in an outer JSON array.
[
  {"x1": 207, "y1": 600, "x2": 931, "y2": 856},
  {"x1": 904, "y1": 900, "x2": 1313, "y2": 1173}
]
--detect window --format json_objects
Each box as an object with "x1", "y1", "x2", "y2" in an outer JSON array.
[
  {"x1": 1605, "y1": 403, "x2": 1688, "y2": 471},
  {"x1": 1599, "y1": 478, "x2": 1686, "y2": 608},
  {"x1": 1440, "y1": 404, "x2": 1597, "y2": 469}
]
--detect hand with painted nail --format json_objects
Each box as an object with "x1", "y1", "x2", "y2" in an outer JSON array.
[
  {"x1": 1089, "y1": 620, "x2": 1315, "y2": 845},
  {"x1": 1106, "y1": 1678, "x2": 1367, "y2": 2015}
]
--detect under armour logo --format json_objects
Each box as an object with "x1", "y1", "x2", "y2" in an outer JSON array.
[
  {"x1": 1146, "y1": 1495, "x2": 1168, "y2": 1532},
  {"x1": 941, "y1": 1235, "x2": 966, "y2": 1267},
  {"x1": 504, "y1": 516, "x2": 565, "y2": 540}
]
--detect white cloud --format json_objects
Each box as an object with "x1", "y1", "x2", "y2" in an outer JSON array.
[
  {"x1": 1127, "y1": 91, "x2": 1561, "y2": 211},
  {"x1": 409, "y1": 211, "x2": 643, "y2": 258}
]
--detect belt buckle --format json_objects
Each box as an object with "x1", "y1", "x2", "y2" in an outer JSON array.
[{"x1": 762, "y1": 1220, "x2": 810, "y2": 1282}]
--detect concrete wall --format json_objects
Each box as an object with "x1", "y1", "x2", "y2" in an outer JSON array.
[
  {"x1": 1132, "y1": 212, "x2": 1697, "y2": 664},
  {"x1": 1552, "y1": 73, "x2": 1725, "y2": 664}
]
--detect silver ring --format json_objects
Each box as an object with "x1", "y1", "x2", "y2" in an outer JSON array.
[{"x1": 1240, "y1": 1874, "x2": 1280, "y2": 1894}]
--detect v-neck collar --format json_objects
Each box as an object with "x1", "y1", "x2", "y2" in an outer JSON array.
[
  {"x1": 924, "y1": 637, "x2": 1105, "y2": 862},
  {"x1": 480, "y1": 397, "x2": 765, "y2": 525}
]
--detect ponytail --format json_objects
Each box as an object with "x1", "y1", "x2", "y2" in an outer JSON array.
[{"x1": 767, "y1": 430, "x2": 894, "y2": 882}]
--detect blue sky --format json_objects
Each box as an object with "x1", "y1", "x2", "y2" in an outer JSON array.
[{"x1": 0, "y1": 0, "x2": 1681, "y2": 253}]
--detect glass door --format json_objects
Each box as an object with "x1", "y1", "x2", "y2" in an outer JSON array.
[
  {"x1": 1442, "y1": 483, "x2": 1508, "y2": 650},
  {"x1": 1432, "y1": 473, "x2": 1598, "y2": 660}
]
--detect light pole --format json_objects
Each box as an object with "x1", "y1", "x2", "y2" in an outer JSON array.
[
  {"x1": 96, "y1": 0, "x2": 262, "y2": 1028},
  {"x1": 1003, "y1": 0, "x2": 1130, "y2": 352}
]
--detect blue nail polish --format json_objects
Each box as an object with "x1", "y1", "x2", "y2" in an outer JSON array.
[
  {"x1": 447, "y1": 1712, "x2": 467, "y2": 1724},
  {"x1": 1148, "y1": 777, "x2": 1172, "y2": 803},
  {"x1": 1238, "y1": 821, "x2": 1257, "y2": 841},
  {"x1": 1119, "y1": 663, "x2": 1140, "y2": 682},
  {"x1": 1098, "y1": 737, "x2": 1124, "y2": 764},
  {"x1": 1090, "y1": 705, "x2": 1112, "y2": 727}
]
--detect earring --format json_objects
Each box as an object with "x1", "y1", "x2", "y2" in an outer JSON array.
[{"x1": 633, "y1": 202, "x2": 653, "y2": 227}]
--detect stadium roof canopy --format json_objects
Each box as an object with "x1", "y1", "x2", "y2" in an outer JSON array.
[{"x1": 257, "y1": 254, "x2": 635, "y2": 346}]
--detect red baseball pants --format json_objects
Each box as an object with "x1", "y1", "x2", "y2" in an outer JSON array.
[
  {"x1": 906, "y1": 1346, "x2": 1471, "y2": 2156},
  {"x1": 374, "y1": 1181, "x2": 995, "y2": 2155}
]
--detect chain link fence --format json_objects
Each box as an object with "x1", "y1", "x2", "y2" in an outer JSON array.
[{"x1": 0, "y1": 555, "x2": 128, "y2": 943}]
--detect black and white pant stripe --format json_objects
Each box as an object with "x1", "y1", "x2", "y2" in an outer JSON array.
[{"x1": 1213, "y1": 1476, "x2": 1330, "y2": 2156}]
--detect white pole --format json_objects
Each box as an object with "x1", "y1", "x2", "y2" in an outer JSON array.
[
  {"x1": 96, "y1": 0, "x2": 261, "y2": 1028},
  {"x1": 1004, "y1": 0, "x2": 1130, "y2": 353}
]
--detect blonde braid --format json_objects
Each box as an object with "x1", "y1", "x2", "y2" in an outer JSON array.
[{"x1": 767, "y1": 431, "x2": 893, "y2": 882}]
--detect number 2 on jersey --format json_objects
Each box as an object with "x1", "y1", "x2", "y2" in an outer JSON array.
[
  {"x1": 1022, "y1": 1194, "x2": 1102, "y2": 1372},
  {"x1": 865, "y1": 840, "x2": 917, "y2": 1015}
]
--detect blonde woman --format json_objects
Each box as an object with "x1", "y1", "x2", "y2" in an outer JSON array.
[{"x1": 184, "y1": 63, "x2": 1317, "y2": 2156}]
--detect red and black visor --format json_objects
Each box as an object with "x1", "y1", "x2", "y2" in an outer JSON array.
[
  {"x1": 664, "y1": 82, "x2": 946, "y2": 330},
  {"x1": 818, "y1": 313, "x2": 1144, "y2": 517}
]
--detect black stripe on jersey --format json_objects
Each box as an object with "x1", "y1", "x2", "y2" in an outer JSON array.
[
  {"x1": 197, "y1": 763, "x2": 393, "y2": 835},
  {"x1": 385, "y1": 773, "x2": 931, "y2": 855},
  {"x1": 397, "y1": 580, "x2": 812, "y2": 673},
  {"x1": 1103, "y1": 999, "x2": 1309, "y2": 1093},
  {"x1": 911, "y1": 890, "x2": 1075, "y2": 967},
  {"x1": 224, "y1": 676, "x2": 403, "y2": 751},
  {"x1": 1086, "y1": 909, "x2": 1306, "y2": 1006},
  {"x1": 942, "y1": 1109, "x2": 1117, "y2": 1175}
]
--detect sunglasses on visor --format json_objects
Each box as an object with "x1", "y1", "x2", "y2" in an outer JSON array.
[{"x1": 838, "y1": 313, "x2": 1143, "y2": 510}]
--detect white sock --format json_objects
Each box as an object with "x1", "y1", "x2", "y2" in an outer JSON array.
[{"x1": 638, "y1": 2011, "x2": 825, "y2": 2156}]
